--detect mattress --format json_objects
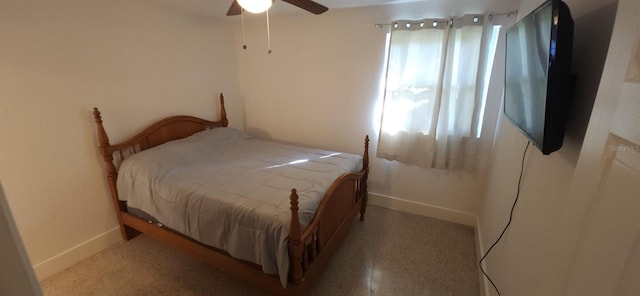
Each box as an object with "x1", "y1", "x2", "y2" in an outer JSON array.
[{"x1": 116, "y1": 127, "x2": 362, "y2": 286}]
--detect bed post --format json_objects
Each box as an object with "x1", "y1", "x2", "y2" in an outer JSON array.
[
  {"x1": 359, "y1": 135, "x2": 370, "y2": 221},
  {"x1": 288, "y1": 189, "x2": 303, "y2": 285},
  {"x1": 219, "y1": 93, "x2": 228, "y2": 127},
  {"x1": 93, "y1": 108, "x2": 137, "y2": 240}
]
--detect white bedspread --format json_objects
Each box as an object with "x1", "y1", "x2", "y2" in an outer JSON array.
[{"x1": 116, "y1": 128, "x2": 362, "y2": 287}]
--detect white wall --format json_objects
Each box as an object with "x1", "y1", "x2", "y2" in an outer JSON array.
[
  {"x1": 477, "y1": 0, "x2": 620, "y2": 294},
  {"x1": 235, "y1": 0, "x2": 518, "y2": 221},
  {"x1": 0, "y1": 0, "x2": 241, "y2": 279}
]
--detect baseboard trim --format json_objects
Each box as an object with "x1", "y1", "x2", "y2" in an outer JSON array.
[
  {"x1": 33, "y1": 226, "x2": 122, "y2": 281},
  {"x1": 367, "y1": 192, "x2": 476, "y2": 227},
  {"x1": 475, "y1": 217, "x2": 492, "y2": 296}
]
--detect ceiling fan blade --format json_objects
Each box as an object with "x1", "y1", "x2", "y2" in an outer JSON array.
[
  {"x1": 282, "y1": 0, "x2": 329, "y2": 14},
  {"x1": 226, "y1": 0, "x2": 242, "y2": 16}
]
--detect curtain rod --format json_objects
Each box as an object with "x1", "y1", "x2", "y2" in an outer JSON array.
[
  {"x1": 488, "y1": 10, "x2": 518, "y2": 21},
  {"x1": 375, "y1": 19, "x2": 450, "y2": 29},
  {"x1": 374, "y1": 10, "x2": 518, "y2": 28}
]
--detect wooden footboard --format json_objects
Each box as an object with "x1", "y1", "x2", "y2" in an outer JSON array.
[
  {"x1": 288, "y1": 136, "x2": 369, "y2": 291},
  {"x1": 93, "y1": 94, "x2": 369, "y2": 296}
]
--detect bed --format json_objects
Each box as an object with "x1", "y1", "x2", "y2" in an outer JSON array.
[{"x1": 92, "y1": 94, "x2": 369, "y2": 295}]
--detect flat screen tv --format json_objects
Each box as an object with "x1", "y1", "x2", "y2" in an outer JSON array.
[{"x1": 504, "y1": 0, "x2": 574, "y2": 155}]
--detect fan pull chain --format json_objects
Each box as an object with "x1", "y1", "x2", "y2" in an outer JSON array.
[
  {"x1": 241, "y1": 9, "x2": 247, "y2": 50},
  {"x1": 266, "y1": 9, "x2": 272, "y2": 54}
]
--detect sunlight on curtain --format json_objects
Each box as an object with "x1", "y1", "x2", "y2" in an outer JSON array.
[{"x1": 377, "y1": 15, "x2": 499, "y2": 170}]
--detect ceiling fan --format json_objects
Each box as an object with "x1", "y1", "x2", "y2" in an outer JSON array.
[{"x1": 226, "y1": 0, "x2": 329, "y2": 16}]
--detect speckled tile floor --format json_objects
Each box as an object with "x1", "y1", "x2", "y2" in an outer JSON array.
[{"x1": 40, "y1": 205, "x2": 480, "y2": 296}]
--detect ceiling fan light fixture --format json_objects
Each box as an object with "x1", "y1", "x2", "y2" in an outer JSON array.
[{"x1": 237, "y1": 0, "x2": 272, "y2": 14}]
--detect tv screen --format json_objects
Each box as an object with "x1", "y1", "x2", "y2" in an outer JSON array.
[{"x1": 504, "y1": 0, "x2": 574, "y2": 155}]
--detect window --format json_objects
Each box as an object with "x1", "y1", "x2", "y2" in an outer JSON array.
[{"x1": 377, "y1": 15, "x2": 500, "y2": 169}]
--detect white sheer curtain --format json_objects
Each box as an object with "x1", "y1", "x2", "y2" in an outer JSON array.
[{"x1": 377, "y1": 15, "x2": 495, "y2": 169}]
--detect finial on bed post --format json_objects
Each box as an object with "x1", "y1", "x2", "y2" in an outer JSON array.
[
  {"x1": 93, "y1": 107, "x2": 117, "y2": 190},
  {"x1": 219, "y1": 93, "x2": 229, "y2": 127},
  {"x1": 288, "y1": 189, "x2": 304, "y2": 284},
  {"x1": 360, "y1": 135, "x2": 370, "y2": 222},
  {"x1": 93, "y1": 108, "x2": 111, "y2": 148},
  {"x1": 93, "y1": 108, "x2": 117, "y2": 176},
  {"x1": 363, "y1": 135, "x2": 369, "y2": 171}
]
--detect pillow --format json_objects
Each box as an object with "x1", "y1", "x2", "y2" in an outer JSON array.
[{"x1": 185, "y1": 127, "x2": 250, "y2": 144}]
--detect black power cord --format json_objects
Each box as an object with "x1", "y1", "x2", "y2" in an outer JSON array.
[{"x1": 478, "y1": 140, "x2": 531, "y2": 296}]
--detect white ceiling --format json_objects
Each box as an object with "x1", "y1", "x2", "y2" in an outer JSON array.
[{"x1": 145, "y1": 0, "x2": 424, "y2": 19}]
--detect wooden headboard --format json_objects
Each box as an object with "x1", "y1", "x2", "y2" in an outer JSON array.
[{"x1": 93, "y1": 93, "x2": 228, "y2": 211}]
